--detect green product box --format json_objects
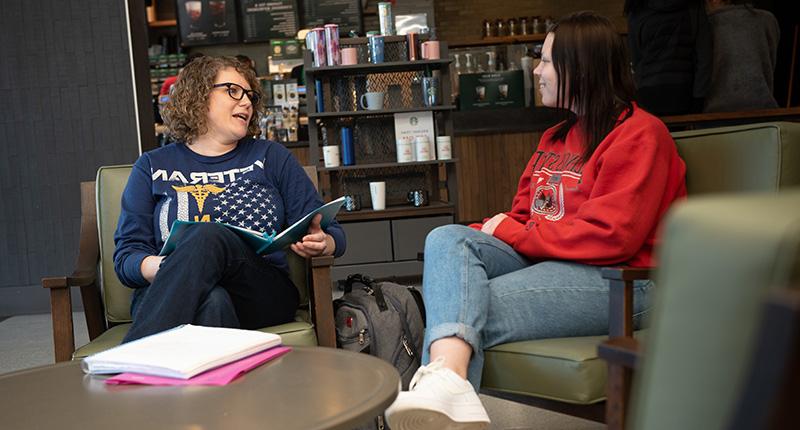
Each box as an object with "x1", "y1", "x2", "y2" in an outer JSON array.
[{"x1": 459, "y1": 70, "x2": 524, "y2": 110}]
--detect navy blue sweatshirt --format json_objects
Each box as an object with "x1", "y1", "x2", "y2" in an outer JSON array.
[{"x1": 113, "y1": 138, "x2": 346, "y2": 288}]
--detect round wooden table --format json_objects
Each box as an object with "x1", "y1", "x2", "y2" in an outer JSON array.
[{"x1": 0, "y1": 346, "x2": 399, "y2": 430}]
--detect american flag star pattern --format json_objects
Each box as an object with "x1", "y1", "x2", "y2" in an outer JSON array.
[{"x1": 209, "y1": 179, "x2": 280, "y2": 236}]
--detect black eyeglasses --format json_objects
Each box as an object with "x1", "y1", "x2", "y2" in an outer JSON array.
[{"x1": 212, "y1": 82, "x2": 261, "y2": 105}]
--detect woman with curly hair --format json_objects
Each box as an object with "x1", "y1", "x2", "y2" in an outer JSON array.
[{"x1": 114, "y1": 56, "x2": 346, "y2": 342}]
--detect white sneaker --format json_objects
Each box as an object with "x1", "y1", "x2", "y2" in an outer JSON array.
[{"x1": 385, "y1": 357, "x2": 490, "y2": 430}]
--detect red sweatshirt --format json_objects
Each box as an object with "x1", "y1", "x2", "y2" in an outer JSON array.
[{"x1": 483, "y1": 105, "x2": 686, "y2": 267}]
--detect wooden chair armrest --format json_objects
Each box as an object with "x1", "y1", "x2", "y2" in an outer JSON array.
[
  {"x1": 598, "y1": 337, "x2": 641, "y2": 370},
  {"x1": 604, "y1": 266, "x2": 654, "y2": 338},
  {"x1": 309, "y1": 255, "x2": 336, "y2": 348},
  {"x1": 601, "y1": 267, "x2": 652, "y2": 281},
  {"x1": 41, "y1": 277, "x2": 76, "y2": 363}
]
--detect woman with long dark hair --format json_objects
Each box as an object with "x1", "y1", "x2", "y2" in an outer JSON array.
[{"x1": 385, "y1": 12, "x2": 687, "y2": 430}]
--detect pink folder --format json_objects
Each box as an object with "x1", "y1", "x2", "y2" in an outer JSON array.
[{"x1": 104, "y1": 346, "x2": 291, "y2": 386}]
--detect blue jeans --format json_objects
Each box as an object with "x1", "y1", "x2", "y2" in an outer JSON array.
[
  {"x1": 124, "y1": 223, "x2": 299, "y2": 343},
  {"x1": 422, "y1": 225, "x2": 652, "y2": 389}
]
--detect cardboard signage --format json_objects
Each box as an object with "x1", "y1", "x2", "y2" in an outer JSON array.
[
  {"x1": 393, "y1": 111, "x2": 435, "y2": 147},
  {"x1": 177, "y1": 0, "x2": 239, "y2": 47},
  {"x1": 459, "y1": 70, "x2": 525, "y2": 110},
  {"x1": 239, "y1": 0, "x2": 299, "y2": 43}
]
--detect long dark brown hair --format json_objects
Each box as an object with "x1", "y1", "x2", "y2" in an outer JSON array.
[{"x1": 549, "y1": 11, "x2": 637, "y2": 161}]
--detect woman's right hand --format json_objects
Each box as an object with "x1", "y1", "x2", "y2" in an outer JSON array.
[{"x1": 140, "y1": 255, "x2": 165, "y2": 283}]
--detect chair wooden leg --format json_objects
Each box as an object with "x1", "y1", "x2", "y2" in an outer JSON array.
[
  {"x1": 48, "y1": 286, "x2": 75, "y2": 363},
  {"x1": 310, "y1": 256, "x2": 336, "y2": 348},
  {"x1": 79, "y1": 282, "x2": 105, "y2": 340},
  {"x1": 606, "y1": 363, "x2": 633, "y2": 430}
]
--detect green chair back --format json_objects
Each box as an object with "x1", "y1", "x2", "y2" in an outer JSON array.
[
  {"x1": 95, "y1": 164, "x2": 315, "y2": 325},
  {"x1": 672, "y1": 122, "x2": 800, "y2": 195},
  {"x1": 97, "y1": 165, "x2": 134, "y2": 323},
  {"x1": 629, "y1": 190, "x2": 800, "y2": 430}
]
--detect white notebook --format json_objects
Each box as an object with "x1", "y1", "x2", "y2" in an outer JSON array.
[{"x1": 81, "y1": 325, "x2": 282, "y2": 379}]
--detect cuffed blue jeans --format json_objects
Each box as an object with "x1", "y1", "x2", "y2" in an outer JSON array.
[
  {"x1": 123, "y1": 223, "x2": 299, "y2": 343},
  {"x1": 421, "y1": 225, "x2": 652, "y2": 389}
]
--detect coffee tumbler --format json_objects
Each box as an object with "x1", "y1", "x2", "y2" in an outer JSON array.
[
  {"x1": 324, "y1": 24, "x2": 340, "y2": 66},
  {"x1": 368, "y1": 35, "x2": 385, "y2": 63},
  {"x1": 422, "y1": 76, "x2": 440, "y2": 107},
  {"x1": 407, "y1": 32, "x2": 419, "y2": 61},
  {"x1": 340, "y1": 126, "x2": 355, "y2": 166}
]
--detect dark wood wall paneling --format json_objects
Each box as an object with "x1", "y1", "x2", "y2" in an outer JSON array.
[
  {"x1": 455, "y1": 132, "x2": 542, "y2": 223},
  {"x1": 0, "y1": 0, "x2": 143, "y2": 315}
]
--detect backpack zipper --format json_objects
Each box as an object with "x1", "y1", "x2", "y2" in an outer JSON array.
[{"x1": 401, "y1": 335, "x2": 414, "y2": 357}]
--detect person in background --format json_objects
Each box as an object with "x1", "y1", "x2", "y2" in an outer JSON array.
[
  {"x1": 385, "y1": 11, "x2": 687, "y2": 430},
  {"x1": 625, "y1": 0, "x2": 713, "y2": 115},
  {"x1": 159, "y1": 52, "x2": 205, "y2": 99},
  {"x1": 235, "y1": 54, "x2": 258, "y2": 76},
  {"x1": 703, "y1": 0, "x2": 779, "y2": 112},
  {"x1": 115, "y1": 56, "x2": 346, "y2": 342}
]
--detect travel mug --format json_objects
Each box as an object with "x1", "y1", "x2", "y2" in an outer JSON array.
[
  {"x1": 422, "y1": 76, "x2": 440, "y2": 107},
  {"x1": 340, "y1": 127, "x2": 355, "y2": 166},
  {"x1": 314, "y1": 79, "x2": 324, "y2": 113},
  {"x1": 368, "y1": 35, "x2": 385, "y2": 63}
]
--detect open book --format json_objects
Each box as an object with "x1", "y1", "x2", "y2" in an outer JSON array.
[
  {"x1": 81, "y1": 324, "x2": 282, "y2": 379},
  {"x1": 159, "y1": 196, "x2": 346, "y2": 256}
]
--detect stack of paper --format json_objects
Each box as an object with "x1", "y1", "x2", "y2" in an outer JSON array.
[{"x1": 81, "y1": 324, "x2": 282, "y2": 379}]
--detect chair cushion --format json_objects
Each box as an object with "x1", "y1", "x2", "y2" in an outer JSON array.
[
  {"x1": 72, "y1": 314, "x2": 318, "y2": 360},
  {"x1": 482, "y1": 331, "x2": 646, "y2": 405},
  {"x1": 482, "y1": 335, "x2": 608, "y2": 404}
]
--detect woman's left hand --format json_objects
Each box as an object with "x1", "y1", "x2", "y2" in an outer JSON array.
[
  {"x1": 480, "y1": 213, "x2": 509, "y2": 236},
  {"x1": 290, "y1": 214, "x2": 335, "y2": 258}
]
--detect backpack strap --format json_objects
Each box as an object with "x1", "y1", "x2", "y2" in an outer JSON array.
[{"x1": 344, "y1": 274, "x2": 388, "y2": 311}]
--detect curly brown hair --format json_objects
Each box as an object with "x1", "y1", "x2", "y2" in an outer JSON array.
[{"x1": 161, "y1": 56, "x2": 263, "y2": 143}]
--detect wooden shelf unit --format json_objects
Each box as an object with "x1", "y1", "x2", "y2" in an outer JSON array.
[{"x1": 305, "y1": 36, "x2": 458, "y2": 282}]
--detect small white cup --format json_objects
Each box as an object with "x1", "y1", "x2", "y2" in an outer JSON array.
[
  {"x1": 396, "y1": 137, "x2": 414, "y2": 163},
  {"x1": 414, "y1": 136, "x2": 431, "y2": 161},
  {"x1": 369, "y1": 181, "x2": 386, "y2": 210},
  {"x1": 436, "y1": 136, "x2": 452, "y2": 160},
  {"x1": 322, "y1": 145, "x2": 340, "y2": 168},
  {"x1": 359, "y1": 92, "x2": 385, "y2": 110}
]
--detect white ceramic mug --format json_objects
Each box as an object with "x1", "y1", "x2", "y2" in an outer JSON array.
[
  {"x1": 359, "y1": 92, "x2": 385, "y2": 111},
  {"x1": 369, "y1": 181, "x2": 386, "y2": 210},
  {"x1": 322, "y1": 145, "x2": 340, "y2": 168}
]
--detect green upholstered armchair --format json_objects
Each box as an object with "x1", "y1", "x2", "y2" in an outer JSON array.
[
  {"x1": 42, "y1": 165, "x2": 336, "y2": 362},
  {"x1": 623, "y1": 191, "x2": 800, "y2": 430},
  {"x1": 479, "y1": 122, "x2": 800, "y2": 423}
]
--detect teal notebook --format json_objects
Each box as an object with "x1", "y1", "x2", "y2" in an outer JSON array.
[{"x1": 159, "y1": 196, "x2": 346, "y2": 256}]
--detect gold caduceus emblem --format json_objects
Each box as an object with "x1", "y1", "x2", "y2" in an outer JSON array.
[{"x1": 172, "y1": 184, "x2": 226, "y2": 213}]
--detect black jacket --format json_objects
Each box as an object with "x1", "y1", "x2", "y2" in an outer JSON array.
[{"x1": 626, "y1": 0, "x2": 712, "y2": 98}]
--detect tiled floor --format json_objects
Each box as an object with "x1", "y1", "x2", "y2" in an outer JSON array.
[{"x1": 0, "y1": 313, "x2": 604, "y2": 430}]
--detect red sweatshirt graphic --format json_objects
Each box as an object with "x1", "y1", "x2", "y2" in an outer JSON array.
[{"x1": 483, "y1": 105, "x2": 686, "y2": 267}]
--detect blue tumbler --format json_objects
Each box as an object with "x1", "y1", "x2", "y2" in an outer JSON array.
[
  {"x1": 315, "y1": 79, "x2": 324, "y2": 113},
  {"x1": 368, "y1": 35, "x2": 385, "y2": 63},
  {"x1": 341, "y1": 127, "x2": 355, "y2": 165}
]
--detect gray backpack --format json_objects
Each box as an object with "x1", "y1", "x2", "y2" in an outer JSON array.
[{"x1": 334, "y1": 274, "x2": 426, "y2": 390}]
